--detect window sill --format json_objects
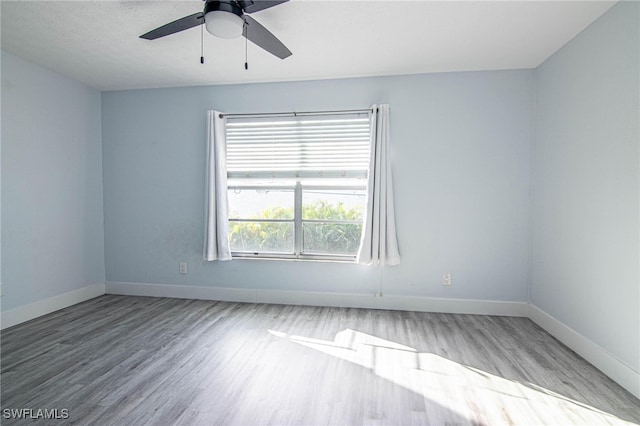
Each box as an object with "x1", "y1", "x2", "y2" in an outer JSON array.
[{"x1": 231, "y1": 253, "x2": 356, "y2": 264}]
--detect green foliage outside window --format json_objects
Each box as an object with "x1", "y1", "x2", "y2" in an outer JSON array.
[{"x1": 230, "y1": 201, "x2": 363, "y2": 254}]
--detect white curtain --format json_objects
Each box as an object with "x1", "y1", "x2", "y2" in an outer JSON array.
[
  {"x1": 357, "y1": 104, "x2": 400, "y2": 266},
  {"x1": 203, "y1": 110, "x2": 232, "y2": 261}
]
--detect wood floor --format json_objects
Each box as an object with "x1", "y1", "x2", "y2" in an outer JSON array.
[{"x1": 1, "y1": 295, "x2": 639, "y2": 425}]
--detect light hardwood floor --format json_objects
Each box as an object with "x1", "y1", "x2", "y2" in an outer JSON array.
[{"x1": 1, "y1": 295, "x2": 639, "y2": 425}]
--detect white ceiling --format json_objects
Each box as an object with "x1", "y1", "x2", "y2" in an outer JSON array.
[{"x1": 1, "y1": 0, "x2": 616, "y2": 91}]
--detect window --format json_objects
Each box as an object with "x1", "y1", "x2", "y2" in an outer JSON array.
[{"x1": 225, "y1": 112, "x2": 371, "y2": 261}]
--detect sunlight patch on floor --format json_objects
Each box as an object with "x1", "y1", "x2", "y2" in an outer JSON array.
[{"x1": 268, "y1": 329, "x2": 636, "y2": 425}]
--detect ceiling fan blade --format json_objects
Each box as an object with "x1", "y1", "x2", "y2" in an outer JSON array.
[
  {"x1": 140, "y1": 13, "x2": 204, "y2": 40},
  {"x1": 239, "y1": 1, "x2": 289, "y2": 14},
  {"x1": 243, "y1": 15, "x2": 292, "y2": 59}
]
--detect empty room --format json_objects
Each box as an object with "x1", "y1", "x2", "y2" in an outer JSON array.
[{"x1": 1, "y1": 0, "x2": 638, "y2": 424}]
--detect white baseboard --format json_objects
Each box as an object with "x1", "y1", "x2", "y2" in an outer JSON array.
[
  {"x1": 105, "y1": 281, "x2": 253, "y2": 303},
  {"x1": 528, "y1": 303, "x2": 640, "y2": 399},
  {"x1": 105, "y1": 281, "x2": 529, "y2": 317},
  {"x1": 1, "y1": 282, "x2": 106, "y2": 330}
]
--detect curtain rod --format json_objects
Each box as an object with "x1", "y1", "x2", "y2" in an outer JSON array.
[{"x1": 219, "y1": 108, "x2": 373, "y2": 119}]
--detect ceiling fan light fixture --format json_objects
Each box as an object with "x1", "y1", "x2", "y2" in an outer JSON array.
[{"x1": 204, "y1": 1, "x2": 245, "y2": 39}]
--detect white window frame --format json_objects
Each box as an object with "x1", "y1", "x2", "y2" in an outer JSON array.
[{"x1": 224, "y1": 110, "x2": 371, "y2": 262}]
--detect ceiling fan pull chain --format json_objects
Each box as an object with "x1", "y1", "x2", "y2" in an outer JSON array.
[
  {"x1": 244, "y1": 21, "x2": 249, "y2": 70},
  {"x1": 200, "y1": 22, "x2": 205, "y2": 64}
]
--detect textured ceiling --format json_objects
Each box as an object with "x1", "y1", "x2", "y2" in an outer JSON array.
[{"x1": 1, "y1": 0, "x2": 616, "y2": 91}]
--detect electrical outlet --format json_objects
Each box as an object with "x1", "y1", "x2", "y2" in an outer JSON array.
[
  {"x1": 442, "y1": 273, "x2": 452, "y2": 286},
  {"x1": 179, "y1": 262, "x2": 188, "y2": 274}
]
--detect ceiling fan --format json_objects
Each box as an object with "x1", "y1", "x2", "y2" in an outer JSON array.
[{"x1": 140, "y1": 0, "x2": 292, "y2": 60}]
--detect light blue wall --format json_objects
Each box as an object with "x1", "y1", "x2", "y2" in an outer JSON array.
[
  {"x1": 102, "y1": 70, "x2": 534, "y2": 301},
  {"x1": 1, "y1": 51, "x2": 105, "y2": 311},
  {"x1": 532, "y1": 2, "x2": 639, "y2": 372}
]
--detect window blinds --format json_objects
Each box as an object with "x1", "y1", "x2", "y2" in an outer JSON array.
[{"x1": 225, "y1": 113, "x2": 371, "y2": 179}]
